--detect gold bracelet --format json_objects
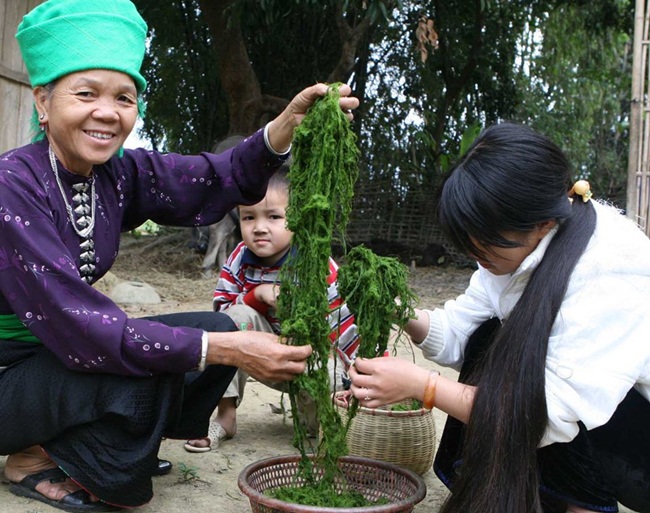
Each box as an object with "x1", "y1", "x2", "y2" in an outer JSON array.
[{"x1": 423, "y1": 370, "x2": 440, "y2": 410}]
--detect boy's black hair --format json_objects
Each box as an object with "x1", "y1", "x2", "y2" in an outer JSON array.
[{"x1": 267, "y1": 160, "x2": 290, "y2": 193}]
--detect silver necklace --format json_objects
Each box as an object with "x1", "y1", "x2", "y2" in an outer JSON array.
[{"x1": 48, "y1": 145, "x2": 96, "y2": 239}]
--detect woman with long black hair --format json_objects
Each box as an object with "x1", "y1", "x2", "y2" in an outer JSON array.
[{"x1": 349, "y1": 122, "x2": 650, "y2": 513}]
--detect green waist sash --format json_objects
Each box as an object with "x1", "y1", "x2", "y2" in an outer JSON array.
[{"x1": 0, "y1": 314, "x2": 40, "y2": 343}]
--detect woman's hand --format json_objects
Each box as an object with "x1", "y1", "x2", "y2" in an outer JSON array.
[
  {"x1": 206, "y1": 330, "x2": 311, "y2": 382},
  {"x1": 266, "y1": 83, "x2": 359, "y2": 153},
  {"x1": 348, "y1": 356, "x2": 430, "y2": 409},
  {"x1": 350, "y1": 356, "x2": 476, "y2": 423}
]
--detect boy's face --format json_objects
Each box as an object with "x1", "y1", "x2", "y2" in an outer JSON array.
[{"x1": 239, "y1": 188, "x2": 293, "y2": 266}]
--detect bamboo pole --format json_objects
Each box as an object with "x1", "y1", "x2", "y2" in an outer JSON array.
[
  {"x1": 627, "y1": 0, "x2": 644, "y2": 227},
  {"x1": 641, "y1": 0, "x2": 650, "y2": 234},
  {"x1": 628, "y1": 0, "x2": 650, "y2": 235}
]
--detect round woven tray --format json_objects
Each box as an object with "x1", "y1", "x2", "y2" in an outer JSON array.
[
  {"x1": 238, "y1": 454, "x2": 426, "y2": 513},
  {"x1": 333, "y1": 392, "x2": 436, "y2": 475}
]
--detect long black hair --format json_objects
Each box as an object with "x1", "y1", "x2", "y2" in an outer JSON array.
[{"x1": 438, "y1": 123, "x2": 597, "y2": 513}]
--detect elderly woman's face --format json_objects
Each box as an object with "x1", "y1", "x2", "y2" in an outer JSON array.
[{"x1": 36, "y1": 69, "x2": 139, "y2": 175}]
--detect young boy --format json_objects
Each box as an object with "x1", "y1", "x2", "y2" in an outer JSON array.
[{"x1": 184, "y1": 164, "x2": 359, "y2": 452}]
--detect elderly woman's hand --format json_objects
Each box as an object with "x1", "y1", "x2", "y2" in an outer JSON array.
[
  {"x1": 266, "y1": 83, "x2": 359, "y2": 153},
  {"x1": 206, "y1": 330, "x2": 312, "y2": 382},
  {"x1": 286, "y1": 83, "x2": 358, "y2": 125}
]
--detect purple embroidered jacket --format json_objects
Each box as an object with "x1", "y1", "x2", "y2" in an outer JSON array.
[{"x1": 0, "y1": 129, "x2": 286, "y2": 376}]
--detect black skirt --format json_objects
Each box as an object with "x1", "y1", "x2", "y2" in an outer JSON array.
[
  {"x1": 433, "y1": 318, "x2": 650, "y2": 513},
  {"x1": 0, "y1": 311, "x2": 238, "y2": 508}
]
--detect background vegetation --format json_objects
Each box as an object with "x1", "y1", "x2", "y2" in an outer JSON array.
[{"x1": 132, "y1": 0, "x2": 633, "y2": 261}]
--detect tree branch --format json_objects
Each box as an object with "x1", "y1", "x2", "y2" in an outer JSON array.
[
  {"x1": 198, "y1": 0, "x2": 264, "y2": 134},
  {"x1": 327, "y1": 2, "x2": 373, "y2": 83}
]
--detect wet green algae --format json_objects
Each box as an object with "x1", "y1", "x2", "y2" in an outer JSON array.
[{"x1": 272, "y1": 84, "x2": 416, "y2": 508}]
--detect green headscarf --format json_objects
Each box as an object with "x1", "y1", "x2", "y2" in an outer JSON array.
[
  {"x1": 16, "y1": 0, "x2": 148, "y2": 144},
  {"x1": 16, "y1": 0, "x2": 148, "y2": 91}
]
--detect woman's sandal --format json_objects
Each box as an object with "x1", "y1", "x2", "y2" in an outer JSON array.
[
  {"x1": 183, "y1": 421, "x2": 231, "y2": 453},
  {"x1": 10, "y1": 467, "x2": 120, "y2": 512}
]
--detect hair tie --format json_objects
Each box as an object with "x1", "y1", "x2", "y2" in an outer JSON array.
[{"x1": 568, "y1": 180, "x2": 592, "y2": 203}]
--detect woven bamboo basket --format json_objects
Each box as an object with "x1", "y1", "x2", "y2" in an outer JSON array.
[
  {"x1": 333, "y1": 392, "x2": 436, "y2": 475},
  {"x1": 238, "y1": 454, "x2": 426, "y2": 513}
]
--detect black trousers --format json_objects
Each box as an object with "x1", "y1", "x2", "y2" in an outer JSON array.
[
  {"x1": 0, "y1": 311, "x2": 237, "y2": 507},
  {"x1": 433, "y1": 318, "x2": 650, "y2": 513}
]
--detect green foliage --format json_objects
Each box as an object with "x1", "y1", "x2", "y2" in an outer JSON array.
[
  {"x1": 134, "y1": 0, "x2": 634, "y2": 244},
  {"x1": 391, "y1": 399, "x2": 422, "y2": 411},
  {"x1": 134, "y1": 0, "x2": 227, "y2": 153},
  {"x1": 177, "y1": 462, "x2": 199, "y2": 482},
  {"x1": 459, "y1": 122, "x2": 482, "y2": 159},
  {"x1": 513, "y1": 1, "x2": 632, "y2": 206},
  {"x1": 131, "y1": 220, "x2": 161, "y2": 237}
]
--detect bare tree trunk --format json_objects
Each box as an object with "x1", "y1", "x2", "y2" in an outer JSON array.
[
  {"x1": 199, "y1": 1, "x2": 378, "y2": 137},
  {"x1": 432, "y1": 0, "x2": 484, "y2": 162},
  {"x1": 327, "y1": 3, "x2": 373, "y2": 84},
  {"x1": 198, "y1": 0, "x2": 286, "y2": 135}
]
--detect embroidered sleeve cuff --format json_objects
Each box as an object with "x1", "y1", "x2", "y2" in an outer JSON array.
[
  {"x1": 198, "y1": 331, "x2": 209, "y2": 371},
  {"x1": 264, "y1": 123, "x2": 291, "y2": 156}
]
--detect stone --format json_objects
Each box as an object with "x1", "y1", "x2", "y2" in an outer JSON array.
[{"x1": 110, "y1": 280, "x2": 161, "y2": 304}]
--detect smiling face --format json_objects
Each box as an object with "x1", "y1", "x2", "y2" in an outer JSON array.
[
  {"x1": 34, "y1": 69, "x2": 139, "y2": 176},
  {"x1": 239, "y1": 187, "x2": 293, "y2": 266}
]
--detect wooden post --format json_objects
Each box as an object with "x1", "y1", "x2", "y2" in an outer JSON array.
[{"x1": 628, "y1": 0, "x2": 650, "y2": 235}]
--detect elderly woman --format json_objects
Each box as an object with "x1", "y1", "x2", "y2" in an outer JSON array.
[{"x1": 0, "y1": 0, "x2": 358, "y2": 511}]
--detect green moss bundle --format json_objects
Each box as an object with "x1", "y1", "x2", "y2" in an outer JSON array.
[
  {"x1": 338, "y1": 245, "x2": 417, "y2": 359},
  {"x1": 276, "y1": 83, "x2": 358, "y2": 487},
  {"x1": 271, "y1": 480, "x2": 385, "y2": 508},
  {"x1": 337, "y1": 245, "x2": 417, "y2": 421},
  {"x1": 274, "y1": 84, "x2": 417, "y2": 507}
]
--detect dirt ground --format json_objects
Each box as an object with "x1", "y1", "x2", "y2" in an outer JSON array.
[{"x1": 0, "y1": 232, "x2": 635, "y2": 512}]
